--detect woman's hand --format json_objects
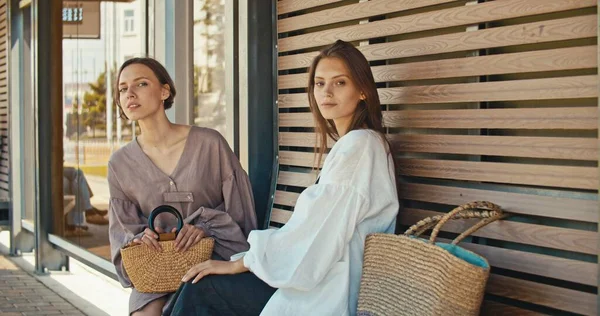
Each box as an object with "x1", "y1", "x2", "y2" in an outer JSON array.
[
  {"x1": 182, "y1": 259, "x2": 248, "y2": 284},
  {"x1": 132, "y1": 227, "x2": 166, "y2": 251},
  {"x1": 175, "y1": 224, "x2": 206, "y2": 252}
]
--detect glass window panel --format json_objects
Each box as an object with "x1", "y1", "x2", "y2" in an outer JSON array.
[
  {"x1": 124, "y1": 9, "x2": 135, "y2": 33},
  {"x1": 61, "y1": 0, "x2": 146, "y2": 260},
  {"x1": 193, "y1": 0, "x2": 226, "y2": 136}
]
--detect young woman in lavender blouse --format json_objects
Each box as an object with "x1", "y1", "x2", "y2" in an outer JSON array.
[{"x1": 107, "y1": 57, "x2": 258, "y2": 316}]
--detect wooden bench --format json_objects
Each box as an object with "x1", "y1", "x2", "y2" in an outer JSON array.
[
  {"x1": 274, "y1": 0, "x2": 598, "y2": 314},
  {"x1": 63, "y1": 195, "x2": 76, "y2": 215}
]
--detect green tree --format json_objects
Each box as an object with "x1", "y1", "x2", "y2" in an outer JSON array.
[
  {"x1": 82, "y1": 71, "x2": 107, "y2": 138},
  {"x1": 79, "y1": 65, "x2": 128, "y2": 139}
]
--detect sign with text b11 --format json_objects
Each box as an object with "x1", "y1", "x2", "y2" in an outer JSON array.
[{"x1": 63, "y1": 1, "x2": 100, "y2": 39}]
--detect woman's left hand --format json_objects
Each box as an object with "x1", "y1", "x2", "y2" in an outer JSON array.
[
  {"x1": 175, "y1": 224, "x2": 206, "y2": 252},
  {"x1": 182, "y1": 259, "x2": 248, "y2": 284}
]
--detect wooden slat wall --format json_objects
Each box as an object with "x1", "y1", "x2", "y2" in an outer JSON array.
[
  {"x1": 275, "y1": 0, "x2": 598, "y2": 314},
  {"x1": 0, "y1": 0, "x2": 8, "y2": 198}
]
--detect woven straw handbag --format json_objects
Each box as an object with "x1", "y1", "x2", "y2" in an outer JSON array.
[
  {"x1": 120, "y1": 205, "x2": 214, "y2": 293},
  {"x1": 357, "y1": 201, "x2": 505, "y2": 316}
]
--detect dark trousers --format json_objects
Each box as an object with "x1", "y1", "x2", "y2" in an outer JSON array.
[{"x1": 164, "y1": 272, "x2": 276, "y2": 316}]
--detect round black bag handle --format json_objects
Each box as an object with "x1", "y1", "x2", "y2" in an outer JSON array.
[{"x1": 147, "y1": 205, "x2": 184, "y2": 239}]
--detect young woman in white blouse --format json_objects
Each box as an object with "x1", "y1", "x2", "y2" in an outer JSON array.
[{"x1": 166, "y1": 40, "x2": 399, "y2": 316}]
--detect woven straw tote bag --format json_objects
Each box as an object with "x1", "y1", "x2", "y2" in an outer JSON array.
[
  {"x1": 357, "y1": 201, "x2": 505, "y2": 316},
  {"x1": 120, "y1": 205, "x2": 214, "y2": 293}
]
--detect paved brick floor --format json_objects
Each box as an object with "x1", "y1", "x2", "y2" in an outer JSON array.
[{"x1": 0, "y1": 255, "x2": 84, "y2": 315}]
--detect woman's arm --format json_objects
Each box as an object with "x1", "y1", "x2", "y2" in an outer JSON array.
[
  {"x1": 244, "y1": 184, "x2": 369, "y2": 290},
  {"x1": 107, "y1": 162, "x2": 146, "y2": 287},
  {"x1": 177, "y1": 134, "x2": 258, "y2": 259},
  {"x1": 183, "y1": 168, "x2": 257, "y2": 260}
]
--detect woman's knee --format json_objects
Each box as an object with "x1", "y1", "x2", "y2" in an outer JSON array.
[
  {"x1": 132, "y1": 297, "x2": 166, "y2": 316},
  {"x1": 179, "y1": 276, "x2": 216, "y2": 298}
]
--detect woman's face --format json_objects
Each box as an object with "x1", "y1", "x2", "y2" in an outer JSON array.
[
  {"x1": 118, "y1": 63, "x2": 170, "y2": 122},
  {"x1": 313, "y1": 57, "x2": 363, "y2": 125}
]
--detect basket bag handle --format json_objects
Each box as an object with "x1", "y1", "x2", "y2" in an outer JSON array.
[
  {"x1": 404, "y1": 201, "x2": 505, "y2": 245},
  {"x1": 148, "y1": 205, "x2": 184, "y2": 241}
]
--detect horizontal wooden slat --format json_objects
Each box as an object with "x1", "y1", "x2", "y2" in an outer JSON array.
[
  {"x1": 280, "y1": 151, "x2": 321, "y2": 168},
  {"x1": 400, "y1": 183, "x2": 597, "y2": 223},
  {"x1": 385, "y1": 107, "x2": 598, "y2": 129},
  {"x1": 279, "y1": 0, "x2": 596, "y2": 52},
  {"x1": 278, "y1": 170, "x2": 316, "y2": 187},
  {"x1": 279, "y1": 75, "x2": 598, "y2": 107},
  {"x1": 487, "y1": 274, "x2": 597, "y2": 315},
  {"x1": 399, "y1": 208, "x2": 597, "y2": 255},
  {"x1": 274, "y1": 190, "x2": 301, "y2": 208},
  {"x1": 480, "y1": 301, "x2": 544, "y2": 316},
  {"x1": 279, "y1": 132, "x2": 328, "y2": 148},
  {"x1": 278, "y1": 178, "x2": 599, "y2": 224},
  {"x1": 279, "y1": 112, "x2": 313, "y2": 127},
  {"x1": 398, "y1": 158, "x2": 597, "y2": 190},
  {"x1": 281, "y1": 107, "x2": 598, "y2": 130},
  {"x1": 279, "y1": 15, "x2": 597, "y2": 70},
  {"x1": 270, "y1": 208, "x2": 293, "y2": 225},
  {"x1": 279, "y1": 148, "x2": 600, "y2": 190},
  {"x1": 278, "y1": 45, "x2": 597, "y2": 89},
  {"x1": 279, "y1": 154, "x2": 599, "y2": 190},
  {"x1": 280, "y1": 132, "x2": 598, "y2": 161},
  {"x1": 393, "y1": 134, "x2": 598, "y2": 161},
  {"x1": 278, "y1": 0, "x2": 453, "y2": 33},
  {"x1": 277, "y1": 0, "x2": 343, "y2": 15},
  {"x1": 438, "y1": 239, "x2": 597, "y2": 286}
]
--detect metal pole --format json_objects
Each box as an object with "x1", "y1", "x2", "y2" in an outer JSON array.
[
  {"x1": 32, "y1": 0, "x2": 68, "y2": 274},
  {"x1": 106, "y1": 2, "x2": 113, "y2": 147}
]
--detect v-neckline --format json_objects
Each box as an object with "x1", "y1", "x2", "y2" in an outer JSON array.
[{"x1": 134, "y1": 126, "x2": 194, "y2": 179}]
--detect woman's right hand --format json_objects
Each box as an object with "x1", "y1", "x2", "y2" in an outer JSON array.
[{"x1": 132, "y1": 227, "x2": 165, "y2": 251}]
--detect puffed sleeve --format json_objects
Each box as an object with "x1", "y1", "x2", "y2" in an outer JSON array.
[
  {"x1": 242, "y1": 133, "x2": 377, "y2": 290},
  {"x1": 243, "y1": 183, "x2": 369, "y2": 290},
  {"x1": 184, "y1": 133, "x2": 258, "y2": 259},
  {"x1": 107, "y1": 161, "x2": 146, "y2": 288}
]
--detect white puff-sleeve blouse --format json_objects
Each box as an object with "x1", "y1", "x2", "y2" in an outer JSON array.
[{"x1": 241, "y1": 129, "x2": 399, "y2": 316}]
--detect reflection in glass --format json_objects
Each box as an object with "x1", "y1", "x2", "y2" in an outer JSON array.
[
  {"x1": 194, "y1": 0, "x2": 226, "y2": 135},
  {"x1": 61, "y1": 0, "x2": 146, "y2": 260}
]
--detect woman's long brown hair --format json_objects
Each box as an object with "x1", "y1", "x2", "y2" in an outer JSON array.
[{"x1": 307, "y1": 40, "x2": 394, "y2": 171}]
